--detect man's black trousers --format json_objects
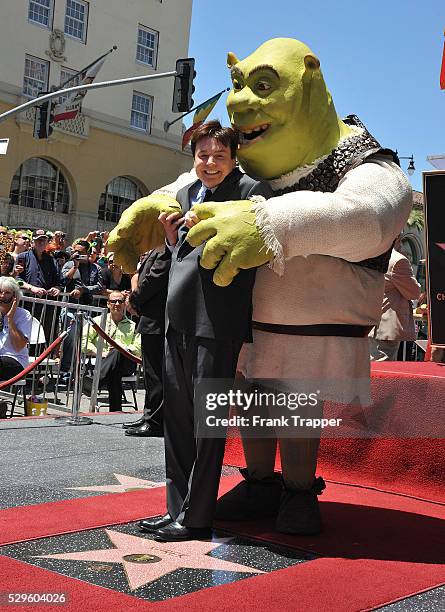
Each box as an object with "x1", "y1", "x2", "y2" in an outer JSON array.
[
  {"x1": 99, "y1": 350, "x2": 137, "y2": 412},
  {"x1": 164, "y1": 327, "x2": 242, "y2": 528},
  {"x1": 141, "y1": 334, "x2": 164, "y2": 429}
]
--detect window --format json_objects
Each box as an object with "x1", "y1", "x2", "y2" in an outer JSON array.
[
  {"x1": 59, "y1": 67, "x2": 81, "y2": 104},
  {"x1": 98, "y1": 177, "x2": 143, "y2": 223},
  {"x1": 23, "y1": 55, "x2": 49, "y2": 98},
  {"x1": 9, "y1": 158, "x2": 70, "y2": 214},
  {"x1": 28, "y1": 0, "x2": 54, "y2": 28},
  {"x1": 131, "y1": 92, "x2": 152, "y2": 132},
  {"x1": 64, "y1": 0, "x2": 88, "y2": 42},
  {"x1": 136, "y1": 25, "x2": 158, "y2": 67}
]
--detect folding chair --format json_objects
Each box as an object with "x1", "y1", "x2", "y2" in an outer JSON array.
[{"x1": 29, "y1": 317, "x2": 59, "y2": 385}]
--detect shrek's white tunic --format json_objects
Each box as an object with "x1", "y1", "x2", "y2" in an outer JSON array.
[{"x1": 157, "y1": 152, "x2": 412, "y2": 405}]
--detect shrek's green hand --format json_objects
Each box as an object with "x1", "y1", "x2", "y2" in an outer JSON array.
[
  {"x1": 186, "y1": 200, "x2": 273, "y2": 287},
  {"x1": 107, "y1": 194, "x2": 182, "y2": 273}
]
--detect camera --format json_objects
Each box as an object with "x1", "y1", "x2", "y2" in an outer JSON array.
[{"x1": 72, "y1": 252, "x2": 88, "y2": 262}]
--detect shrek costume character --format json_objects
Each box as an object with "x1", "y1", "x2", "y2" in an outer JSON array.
[{"x1": 108, "y1": 38, "x2": 412, "y2": 535}]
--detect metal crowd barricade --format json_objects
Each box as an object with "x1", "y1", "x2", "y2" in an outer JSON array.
[{"x1": 9, "y1": 293, "x2": 108, "y2": 414}]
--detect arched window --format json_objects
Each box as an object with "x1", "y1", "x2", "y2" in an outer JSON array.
[
  {"x1": 98, "y1": 177, "x2": 143, "y2": 223},
  {"x1": 9, "y1": 158, "x2": 70, "y2": 214}
]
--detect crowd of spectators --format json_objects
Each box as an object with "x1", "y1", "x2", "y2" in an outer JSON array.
[
  {"x1": 0, "y1": 227, "x2": 131, "y2": 302},
  {"x1": 0, "y1": 226, "x2": 144, "y2": 414},
  {"x1": 0, "y1": 226, "x2": 133, "y2": 378}
]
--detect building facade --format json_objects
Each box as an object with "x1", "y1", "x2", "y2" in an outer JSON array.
[{"x1": 0, "y1": 0, "x2": 193, "y2": 240}]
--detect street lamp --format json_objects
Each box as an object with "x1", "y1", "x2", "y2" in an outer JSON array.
[{"x1": 395, "y1": 151, "x2": 415, "y2": 176}]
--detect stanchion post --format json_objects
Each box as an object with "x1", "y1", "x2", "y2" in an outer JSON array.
[
  {"x1": 56, "y1": 311, "x2": 92, "y2": 426},
  {"x1": 89, "y1": 308, "x2": 107, "y2": 412}
]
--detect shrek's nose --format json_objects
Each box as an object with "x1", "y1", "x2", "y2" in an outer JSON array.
[{"x1": 227, "y1": 88, "x2": 257, "y2": 114}]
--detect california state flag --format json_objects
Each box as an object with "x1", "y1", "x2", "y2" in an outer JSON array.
[{"x1": 53, "y1": 52, "x2": 110, "y2": 123}]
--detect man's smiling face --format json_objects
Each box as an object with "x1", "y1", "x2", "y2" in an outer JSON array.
[{"x1": 193, "y1": 136, "x2": 236, "y2": 189}]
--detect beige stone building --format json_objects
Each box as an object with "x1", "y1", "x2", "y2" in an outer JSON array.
[{"x1": 0, "y1": 0, "x2": 193, "y2": 240}]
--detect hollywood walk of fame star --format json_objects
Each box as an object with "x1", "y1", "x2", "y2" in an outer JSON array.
[
  {"x1": 66, "y1": 474, "x2": 164, "y2": 493},
  {"x1": 35, "y1": 530, "x2": 264, "y2": 591}
]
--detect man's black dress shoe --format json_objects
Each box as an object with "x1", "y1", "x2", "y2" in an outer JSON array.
[
  {"x1": 125, "y1": 422, "x2": 163, "y2": 437},
  {"x1": 153, "y1": 521, "x2": 212, "y2": 542},
  {"x1": 139, "y1": 514, "x2": 172, "y2": 533},
  {"x1": 122, "y1": 417, "x2": 146, "y2": 430}
]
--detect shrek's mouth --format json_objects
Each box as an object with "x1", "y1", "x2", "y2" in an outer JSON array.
[{"x1": 237, "y1": 124, "x2": 270, "y2": 145}]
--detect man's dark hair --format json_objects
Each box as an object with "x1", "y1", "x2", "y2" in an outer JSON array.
[
  {"x1": 75, "y1": 239, "x2": 91, "y2": 253},
  {"x1": 190, "y1": 120, "x2": 239, "y2": 159}
]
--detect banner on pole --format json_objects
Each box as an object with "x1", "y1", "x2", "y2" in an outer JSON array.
[
  {"x1": 441, "y1": 30, "x2": 445, "y2": 89},
  {"x1": 423, "y1": 171, "x2": 445, "y2": 345},
  {"x1": 182, "y1": 91, "x2": 224, "y2": 149},
  {"x1": 53, "y1": 50, "x2": 112, "y2": 123}
]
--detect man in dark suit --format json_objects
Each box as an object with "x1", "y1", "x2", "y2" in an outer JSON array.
[
  {"x1": 138, "y1": 121, "x2": 273, "y2": 542},
  {"x1": 123, "y1": 248, "x2": 170, "y2": 436}
]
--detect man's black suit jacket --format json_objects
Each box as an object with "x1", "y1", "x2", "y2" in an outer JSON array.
[
  {"x1": 167, "y1": 168, "x2": 273, "y2": 341},
  {"x1": 129, "y1": 248, "x2": 171, "y2": 335}
]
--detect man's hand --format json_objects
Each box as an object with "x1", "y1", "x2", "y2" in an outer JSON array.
[
  {"x1": 125, "y1": 298, "x2": 137, "y2": 316},
  {"x1": 70, "y1": 289, "x2": 82, "y2": 299},
  {"x1": 31, "y1": 286, "x2": 47, "y2": 297},
  {"x1": 184, "y1": 210, "x2": 200, "y2": 229},
  {"x1": 14, "y1": 263, "x2": 24, "y2": 276},
  {"x1": 47, "y1": 287, "x2": 61, "y2": 297},
  {"x1": 107, "y1": 194, "x2": 182, "y2": 273},
  {"x1": 186, "y1": 200, "x2": 274, "y2": 286},
  {"x1": 158, "y1": 211, "x2": 184, "y2": 246}
]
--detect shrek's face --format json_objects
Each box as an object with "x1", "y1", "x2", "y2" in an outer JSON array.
[{"x1": 226, "y1": 38, "x2": 322, "y2": 179}]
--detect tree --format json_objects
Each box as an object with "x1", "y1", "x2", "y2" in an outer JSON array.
[{"x1": 407, "y1": 209, "x2": 424, "y2": 232}]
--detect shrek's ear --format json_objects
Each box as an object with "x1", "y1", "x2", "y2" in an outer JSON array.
[
  {"x1": 227, "y1": 52, "x2": 240, "y2": 68},
  {"x1": 304, "y1": 54, "x2": 320, "y2": 71}
]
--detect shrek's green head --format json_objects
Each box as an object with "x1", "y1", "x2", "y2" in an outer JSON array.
[{"x1": 226, "y1": 37, "x2": 353, "y2": 179}]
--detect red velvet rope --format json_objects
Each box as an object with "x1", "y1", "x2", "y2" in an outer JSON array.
[
  {"x1": 88, "y1": 319, "x2": 142, "y2": 365},
  {"x1": 0, "y1": 330, "x2": 68, "y2": 390}
]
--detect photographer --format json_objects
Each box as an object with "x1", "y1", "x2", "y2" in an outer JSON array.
[
  {"x1": 59, "y1": 240, "x2": 102, "y2": 379},
  {"x1": 47, "y1": 230, "x2": 68, "y2": 255},
  {"x1": 62, "y1": 240, "x2": 102, "y2": 305},
  {"x1": 0, "y1": 277, "x2": 32, "y2": 417},
  {"x1": 100, "y1": 253, "x2": 131, "y2": 297}
]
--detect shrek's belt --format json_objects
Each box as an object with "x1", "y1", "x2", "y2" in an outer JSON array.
[{"x1": 252, "y1": 321, "x2": 373, "y2": 337}]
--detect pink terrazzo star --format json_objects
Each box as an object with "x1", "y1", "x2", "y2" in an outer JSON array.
[
  {"x1": 36, "y1": 530, "x2": 263, "y2": 590},
  {"x1": 67, "y1": 474, "x2": 164, "y2": 493}
]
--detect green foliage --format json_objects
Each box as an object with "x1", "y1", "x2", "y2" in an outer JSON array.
[{"x1": 407, "y1": 209, "x2": 424, "y2": 231}]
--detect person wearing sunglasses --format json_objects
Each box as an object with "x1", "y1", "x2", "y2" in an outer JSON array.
[
  {"x1": 11, "y1": 233, "x2": 31, "y2": 262},
  {"x1": 83, "y1": 290, "x2": 141, "y2": 411}
]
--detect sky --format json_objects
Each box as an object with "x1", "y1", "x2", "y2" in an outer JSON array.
[{"x1": 187, "y1": 0, "x2": 445, "y2": 192}]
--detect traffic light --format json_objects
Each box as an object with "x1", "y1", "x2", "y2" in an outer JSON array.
[
  {"x1": 33, "y1": 99, "x2": 54, "y2": 139},
  {"x1": 172, "y1": 58, "x2": 196, "y2": 113}
]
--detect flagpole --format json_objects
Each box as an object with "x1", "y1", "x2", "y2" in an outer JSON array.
[
  {"x1": 0, "y1": 71, "x2": 178, "y2": 125},
  {"x1": 59, "y1": 46, "x2": 118, "y2": 89},
  {"x1": 163, "y1": 88, "x2": 230, "y2": 132}
]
